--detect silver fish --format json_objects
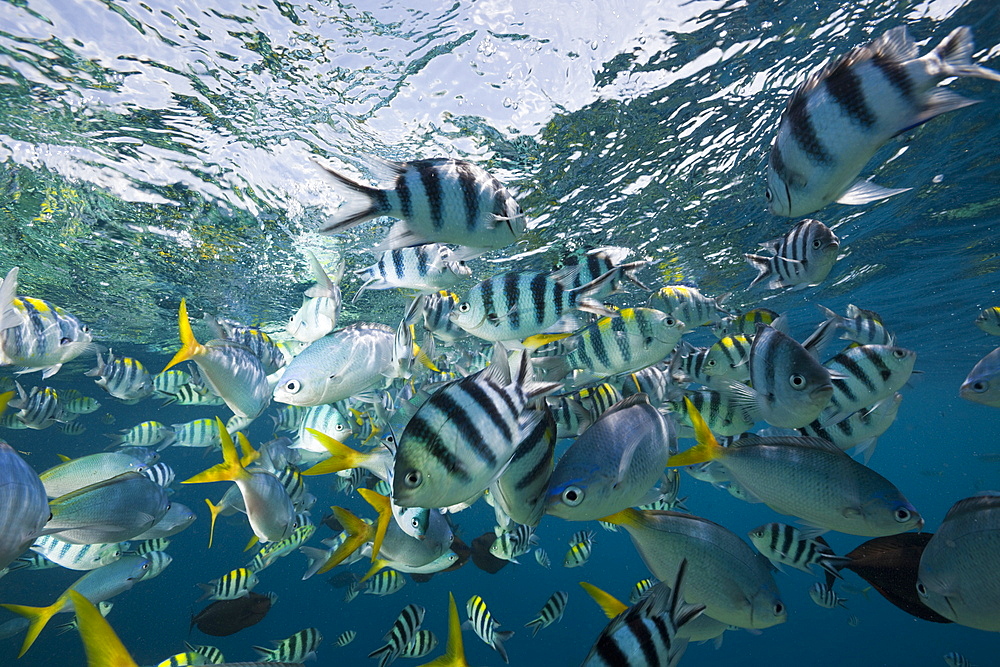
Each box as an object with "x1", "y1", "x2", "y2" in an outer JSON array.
[
  {"x1": 0, "y1": 441, "x2": 49, "y2": 571},
  {"x1": 129, "y1": 502, "x2": 196, "y2": 541},
  {"x1": 287, "y1": 251, "x2": 345, "y2": 343},
  {"x1": 490, "y1": 406, "x2": 557, "y2": 527},
  {"x1": 975, "y1": 307, "x2": 1000, "y2": 336},
  {"x1": 959, "y1": 346, "x2": 1000, "y2": 408},
  {"x1": 745, "y1": 219, "x2": 840, "y2": 290},
  {"x1": 30, "y1": 536, "x2": 122, "y2": 571},
  {"x1": 40, "y1": 452, "x2": 149, "y2": 498},
  {"x1": 46, "y1": 471, "x2": 170, "y2": 544}
]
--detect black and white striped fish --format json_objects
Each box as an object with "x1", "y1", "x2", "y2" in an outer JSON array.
[
  {"x1": 765, "y1": 26, "x2": 1000, "y2": 217},
  {"x1": 158, "y1": 382, "x2": 225, "y2": 407},
  {"x1": 59, "y1": 421, "x2": 85, "y2": 436},
  {"x1": 524, "y1": 591, "x2": 568, "y2": 637},
  {"x1": 629, "y1": 578, "x2": 659, "y2": 604},
  {"x1": 9, "y1": 383, "x2": 63, "y2": 430},
  {"x1": 669, "y1": 389, "x2": 756, "y2": 438},
  {"x1": 704, "y1": 335, "x2": 753, "y2": 383},
  {"x1": 152, "y1": 369, "x2": 189, "y2": 396},
  {"x1": 943, "y1": 651, "x2": 973, "y2": 667},
  {"x1": 491, "y1": 406, "x2": 557, "y2": 528},
  {"x1": 253, "y1": 627, "x2": 323, "y2": 662},
  {"x1": 746, "y1": 219, "x2": 840, "y2": 290},
  {"x1": 650, "y1": 286, "x2": 729, "y2": 327},
  {"x1": 714, "y1": 308, "x2": 783, "y2": 339},
  {"x1": 563, "y1": 246, "x2": 651, "y2": 298},
  {"x1": 184, "y1": 643, "x2": 224, "y2": 665},
  {"x1": 809, "y1": 582, "x2": 847, "y2": 609},
  {"x1": 581, "y1": 559, "x2": 705, "y2": 667},
  {"x1": 748, "y1": 522, "x2": 850, "y2": 578},
  {"x1": 621, "y1": 365, "x2": 676, "y2": 409},
  {"x1": 466, "y1": 594, "x2": 514, "y2": 663},
  {"x1": 85, "y1": 352, "x2": 153, "y2": 403},
  {"x1": 490, "y1": 523, "x2": 538, "y2": 562},
  {"x1": 798, "y1": 392, "x2": 903, "y2": 463},
  {"x1": 667, "y1": 341, "x2": 714, "y2": 387},
  {"x1": 318, "y1": 157, "x2": 526, "y2": 253},
  {"x1": 564, "y1": 538, "x2": 593, "y2": 568},
  {"x1": 805, "y1": 304, "x2": 895, "y2": 354},
  {"x1": 534, "y1": 548, "x2": 551, "y2": 569},
  {"x1": 110, "y1": 421, "x2": 174, "y2": 449},
  {"x1": 819, "y1": 345, "x2": 915, "y2": 426},
  {"x1": 141, "y1": 462, "x2": 175, "y2": 488},
  {"x1": 209, "y1": 318, "x2": 287, "y2": 375},
  {"x1": 354, "y1": 244, "x2": 472, "y2": 302},
  {"x1": 30, "y1": 536, "x2": 122, "y2": 571},
  {"x1": 132, "y1": 538, "x2": 170, "y2": 556},
  {"x1": 335, "y1": 630, "x2": 356, "y2": 647},
  {"x1": 196, "y1": 567, "x2": 258, "y2": 601},
  {"x1": 368, "y1": 604, "x2": 425, "y2": 667},
  {"x1": 399, "y1": 629, "x2": 438, "y2": 659},
  {"x1": 365, "y1": 570, "x2": 407, "y2": 596},
  {"x1": 287, "y1": 251, "x2": 344, "y2": 344}
]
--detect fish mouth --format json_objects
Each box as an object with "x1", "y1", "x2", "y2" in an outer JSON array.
[{"x1": 810, "y1": 384, "x2": 834, "y2": 401}]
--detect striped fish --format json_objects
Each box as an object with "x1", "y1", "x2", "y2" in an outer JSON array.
[
  {"x1": 745, "y1": 219, "x2": 840, "y2": 290},
  {"x1": 275, "y1": 465, "x2": 307, "y2": 509},
  {"x1": 287, "y1": 251, "x2": 344, "y2": 344},
  {"x1": 59, "y1": 421, "x2": 86, "y2": 436},
  {"x1": 111, "y1": 421, "x2": 174, "y2": 449},
  {"x1": 766, "y1": 26, "x2": 1000, "y2": 217},
  {"x1": 86, "y1": 352, "x2": 153, "y2": 403},
  {"x1": 317, "y1": 157, "x2": 526, "y2": 253},
  {"x1": 581, "y1": 559, "x2": 704, "y2": 667},
  {"x1": 248, "y1": 525, "x2": 316, "y2": 573},
  {"x1": 9, "y1": 383, "x2": 63, "y2": 430},
  {"x1": 62, "y1": 395, "x2": 101, "y2": 415},
  {"x1": 819, "y1": 345, "x2": 915, "y2": 426},
  {"x1": 169, "y1": 418, "x2": 221, "y2": 450},
  {"x1": 364, "y1": 570, "x2": 407, "y2": 596},
  {"x1": 141, "y1": 462, "x2": 175, "y2": 488},
  {"x1": 367, "y1": 604, "x2": 425, "y2": 667},
  {"x1": 419, "y1": 290, "x2": 468, "y2": 344},
  {"x1": 703, "y1": 335, "x2": 753, "y2": 383},
  {"x1": 976, "y1": 307, "x2": 1000, "y2": 336},
  {"x1": 490, "y1": 524, "x2": 538, "y2": 563},
  {"x1": 451, "y1": 267, "x2": 617, "y2": 343},
  {"x1": 54, "y1": 600, "x2": 112, "y2": 635},
  {"x1": 813, "y1": 304, "x2": 895, "y2": 348},
  {"x1": 667, "y1": 341, "x2": 714, "y2": 387},
  {"x1": 629, "y1": 578, "x2": 659, "y2": 604},
  {"x1": 399, "y1": 629, "x2": 438, "y2": 659},
  {"x1": 649, "y1": 286, "x2": 729, "y2": 327},
  {"x1": 563, "y1": 539, "x2": 593, "y2": 568},
  {"x1": 185, "y1": 643, "x2": 224, "y2": 664},
  {"x1": 669, "y1": 389, "x2": 756, "y2": 437},
  {"x1": 466, "y1": 595, "x2": 514, "y2": 663},
  {"x1": 132, "y1": 538, "x2": 171, "y2": 556},
  {"x1": 335, "y1": 630, "x2": 356, "y2": 647},
  {"x1": 30, "y1": 536, "x2": 122, "y2": 571},
  {"x1": 155, "y1": 651, "x2": 202, "y2": 666},
  {"x1": 392, "y1": 345, "x2": 561, "y2": 509},
  {"x1": 354, "y1": 244, "x2": 472, "y2": 301},
  {"x1": 809, "y1": 582, "x2": 847, "y2": 609},
  {"x1": 798, "y1": 393, "x2": 903, "y2": 463},
  {"x1": 272, "y1": 405, "x2": 309, "y2": 433},
  {"x1": 747, "y1": 523, "x2": 849, "y2": 578},
  {"x1": 491, "y1": 406, "x2": 557, "y2": 527},
  {"x1": 343, "y1": 580, "x2": 363, "y2": 602},
  {"x1": 524, "y1": 591, "x2": 568, "y2": 637},
  {"x1": 152, "y1": 369, "x2": 190, "y2": 396},
  {"x1": 714, "y1": 308, "x2": 782, "y2": 339},
  {"x1": 569, "y1": 530, "x2": 595, "y2": 546},
  {"x1": 159, "y1": 382, "x2": 225, "y2": 406},
  {"x1": 209, "y1": 318, "x2": 286, "y2": 375},
  {"x1": 943, "y1": 652, "x2": 973, "y2": 667},
  {"x1": 8, "y1": 552, "x2": 60, "y2": 571},
  {"x1": 563, "y1": 246, "x2": 650, "y2": 298},
  {"x1": 295, "y1": 404, "x2": 353, "y2": 454},
  {"x1": 197, "y1": 567, "x2": 258, "y2": 601},
  {"x1": 534, "y1": 548, "x2": 551, "y2": 569},
  {"x1": 0, "y1": 267, "x2": 94, "y2": 378},
  {"x1": 253, "y1": 627, "x2": 323, "y2": 662}
]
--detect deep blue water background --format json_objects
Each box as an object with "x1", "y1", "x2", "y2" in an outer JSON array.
[{"x1": 1, "y1": 0, "x2": 1000, "y2": 664}]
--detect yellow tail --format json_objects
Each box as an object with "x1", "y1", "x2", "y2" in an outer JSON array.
[
  {"x1": 416, "y1": 592, "x2": 469, "y2": 667},
  {"x1": 68, "y1": 590, "x2": 138, "y2": 667},
  {"x1": 667, "y1": 396, "x2": 724, "y2": 467},
  {"x1": 315, "y1": 507, "x2": 373, "y2": 576},
  {"x1": 162, "y1": 299, "x2": 205, "y2": 372},
  {"x1": 357, "y1": 488, "x2": 392, "y2": 562},
  {"x1": 300, "y1": 429, "x2": 368, "y2": 476},
  {"x1": 579, "y1": 582, "x2": 628, "y2": 619},
  {"x1": 0, "y1": 390, "x2": 13, "y2": 416},
  {"x1": 182, "y1": 418, "x2": 249, "y2": 485},
  {"x1": 360, "y1": 558, "x2": 389, "y2": 584},
  {"x1": 598, "y1": 507, "x2": 643, "y2": 528},
  {"x1": 0, "y1": 594, "x2": 70, "y2": 657},
  {"x1": 204, "y1": 498, "x2": 224, "y2": 549}
]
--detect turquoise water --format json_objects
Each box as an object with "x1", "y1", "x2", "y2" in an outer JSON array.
[{"x1": 1, "y1": 0, "x2": 999, "y2": 664}]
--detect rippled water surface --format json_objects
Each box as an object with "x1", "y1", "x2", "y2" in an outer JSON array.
[{"x1": 1, "y1": 0, "x2": 999, "y2": 665}]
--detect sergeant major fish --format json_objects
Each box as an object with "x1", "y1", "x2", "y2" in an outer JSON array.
[
  {"x1": 466, "y1": 594, "x2": 514, "y2": 664},
  {"x1": 745, "y1": 219, "x2": 840, "y2": 290},
  {"x1": 353, "y1": 243, "x2": 472, "y2": 301}
]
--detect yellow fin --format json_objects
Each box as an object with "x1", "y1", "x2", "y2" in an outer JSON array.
[
  {"x1": 521, "y1": 332, "x2": 573, "y2": 351},
  {"x1": 0, "y1": 390, "x2": 13, "y2": 416},
  {"x1": 243, "y1": 534, "x2": 259, "y2": 552},
  {"x1": 416, "y1": 592, "x2": 469, "y2": 667},
  {"x1": 667, "y1": 396, "x2": 724, "y2": 467},
  {"x1": 598, "y1": 507, "x2": 641, "y2": 528},
  {"x1": 162, "y1": 299, "x2": 205, "y2": 372},
  {"x1": 182, "y1": 418, "x2": 248, "y2": 484},
  {"x1": 236, "y1": 432, "x2": 260, "y2": 467},
  {"x1": 414, "y1": 346, "x2": 441, "y2": 373},
  {"x1": 357, "y1": 488, "x2": 392, "y2": 562},
  {"x1": 300, "y1": 429, "x2": 367, "y2": 476},
  {"x1": 579, "y1": 582, "x2": 628, "y2": 619},
  {"x1": 1, "y1": 594, "x2": 70, "y2": 658},
  {"x1": 359, "y1": 558, "x2": 389, "y2": 583},
  {"x1": 204, "y1": 498, "x2": 223, "y2": 549},
  {"x1": 67, "y1": 590, "x2": 139, "y2": 667},
  {"x1": 57, "y1": 453, "x2": 72, "y2": 463},
  {"x1": 315, "y1": 507, "x2": 373, "y2": 576}
]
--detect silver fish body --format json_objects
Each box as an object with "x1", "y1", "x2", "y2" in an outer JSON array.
[
  {"x1": 46, "y1": 471, "x2": 170, "y2": 544},
  {"x1": 975, "y1": 307, "x2": 1000, "y2": 336},
  {"x1": 0, "y1": 441, "x2": 49, "y2": 571},
  {"x1": 29, "y1": 536, "x2": 122, "y2": 571},
  {"x1": 745, "y1": 219, "x2": 840, "y2": 290},
  {"x1": 40, "y1": 452, "x2": 149, "y2": 498},
  {"x1": 129, "y1": 502, "x2": 196, "y2": 541},
  {"x1": 491, "y1": 406, "x2": 557, "y2": 527},
  {"x1": 960, "y1": 346, "x2": 1000, "y2": 408},
  {"x1": 820, "y1": 344, "x2": 915, "y2": 426},
  {"x1": 287, "y1": 252, "x2": 344, "y2": 343}
]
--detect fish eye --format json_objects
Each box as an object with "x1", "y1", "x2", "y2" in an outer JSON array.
[
  {"x1": 665, "y1": 318, "x2": 675, "y2": 326},
  {"x1": 457, "y1": 302, "x2": 470, "y2": 312},
  {"x1": 384, "y1": 435, "x2": 396, "y2": 444},
  {"x1": 60, "y1": 337, "x2": 72, "y2": 345},
  {"x1": 894, "y1": 508, "x2": 911, "y2": 523},
  {"x1": 403, "y1": 470, "x2": 422, "y2": 488},
  {"x1": 764, "y1": 187, "x2": 773, "y2": 202},
  {"x1": 166, "y1": 503, "x2": 171, "y2": 510},
  {"x1": 705, "y1": 359, "x2": 716, "y2": 367},
  {"x1": 788, "y1": 373, "x2": 806, "y2": 389},
  {"x1": 284, "y1": 379, "x2": 301, "y2": 394},
  {"x1": 411, "y1": 518, "x2": 420, "y2": 528},
  {"x1": 81, "y1": 325, "x2": 90, "y2": 333},
  {"x1": 774, "y1": 602, "x2": 784, "y2": 615},
  {"x1": 916, "y1": 582, "x2": 928, "y2": 597},
  {"x1": 561, "y1": 485, "x2": 584, "y2": 506},
  {"x1": 811, "y1": 239, "x2": 822, "y2": 249},
  {"x1": 971, "y1": 381, "x2": 988, "y2": 393},
  {"x1": 142, "y1": 562, "x2": 150, "y2": 570},
  {"x1": 751, "y1": 529, "x2": 763, "y2": 537},
  {"x1": 892, "y1": 349, "x2": 906, "y2": 359}
]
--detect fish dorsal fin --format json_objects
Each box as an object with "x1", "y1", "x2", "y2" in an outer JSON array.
[
  {"x1": 942, "y1": 492, "x2": 1000, "y2": 522},
  {"x1": 729, "y1": 435, "x2": 846, "y2": 455},
  {"x1": 599, "y1": 392, "x2": 650, "y2": 417}
]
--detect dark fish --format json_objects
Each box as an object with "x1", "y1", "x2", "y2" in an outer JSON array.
[
  {"x1": 190, "y1": 592, "x2": 277, "y2": 637},
  {"x1": 823, "y1": 533, "x2": 950, "y2": 624},
  {"x1": 470, "y1": 532, "x2": 509, "y2": 574},
  {"x1": 326, "y1": 572, "x2": 358, "y2": 589}
]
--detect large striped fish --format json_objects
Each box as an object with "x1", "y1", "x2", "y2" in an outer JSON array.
[
  {"x1": 490, "y1": 406, "x2": 557, "y2": 527},
  {"x1": 317, "y1": 157, "x2": 526, "y2": 254},
  {"x1": 819, "y1": 344, "x2": 915, "y2": 426},
  {"x1": 745, "y1": 219, "x2": 840, "y2": 290},
  {"x1": 86, "y1": 352, "x2": 153, "y2": 404},
  {"x1": 765, "y1": 26, "x2": 1000, "y2": 217}
]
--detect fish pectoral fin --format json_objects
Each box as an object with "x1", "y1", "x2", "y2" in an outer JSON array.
[{"x1": 835, "y1": 180, "x2": 910, "y2": 206}]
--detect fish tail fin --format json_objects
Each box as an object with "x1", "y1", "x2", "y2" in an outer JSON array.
[
  {"x1": 493, "y1": 630, "x2": 514, "y2": 663},
  {"x1": 932, "y1": 26, "x2": 1000, "y2": 83},
  {"x1": 744, "y1": 254, "x2": 773, "y2": 289},
  {"x1": 357, "y1": 488, "x2": 393, "y2": 561},
  {"x1": 509, "y1": 350, "x2": 563, "y2": 401},
  {"x1": 204, "y1": 498, "x2": 224, "y2": 549},
  {"x1": 162, "y1": 299, "x2": 205, "y2": 372},
  {"x1": 668, "y1": 397, "x2": 723, "y2": 466},
  {"x1": 315, "y1": 507, "x2": 372, "y2": 576},
  {"x1": 597, "y1": 507, "x2": 643, "y2": 529},
  {"x1": 578, "y1": 582, "x2": 628, "y2": 619},
  {"x1": 300, "y1": 429, "x2": 368, "y2": 476},
  {"x1": 415, "y1": 592, "x2": 467, "y2": 667},
  {"x1": 182, "y1": 418, "x2": 248, "y2": 484},
  {"x1": 315, "y1": 163, "x2": 393, "y2": 234},
  {"x1": 1, "y1": 594, "x2": 69, "y2": 658},
  {"x1": 251, "y1": 645, "x2": 275, "y2": 660},
  {"x1": 816, "y1": 555, "x2": 852, "y2": 580},
  {"x1": 359, "y1": 558, "x2": 388, "y2": 584},
  {"x1": 67, "y1": 591, "x2": 139, "y2": 667},
  {"x1": 0, "y1": 390, "x2": 14, "y2": 416},
  {"x1": 524, "y1": 618, "x2": 543, "y2": 638},
  {"x1": 618, "y1": 260, "x2": 653, "y2": 292}
]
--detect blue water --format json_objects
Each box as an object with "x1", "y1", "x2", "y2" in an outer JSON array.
[{"x1": 1, "y1": 0, "x2": 1000, "y2": 664}]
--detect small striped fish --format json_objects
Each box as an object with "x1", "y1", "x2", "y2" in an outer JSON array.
[
  {"x1": 667, "y1": 341, "x2": 713, "y2": 387},
  {"x1": 197, "y1": 567, "x2": 258, "y2": 601},
  {"x1": 748, "y1": 523, "x2": 849, "y2": 578},
  {"x1": 809, "y1": 582, "x2": 847, "y2": 609},
  {"x1": 364, "y1": 570, "x2": 407, "y2": 596},
  {"x1": 185, "y1": 643, "x2": 224, "y2": 665},
  {"x1": 420, "y1": 290, "x2": 468, "y2": 344},
  {"x1": 524, "y1": 591, "x2": 568, "y2": 637},
  {"x1": 343, "y1": 580, "x2": 363, "y2": 603},
  {"x1": 629, "y1": 578, "x2": 659, "y2": 604},
  {"x1": 30, "y1": 536, "x2": 122, "y2": 571},
  {"x1": 354, "y1": 244, "x2": 472, "y2": 301},
  {"x1": 563, "y1": 246, "x2": 650, "y2": 298},
  {"x1": 272, "y1": 405, "x2": 309, "y2": 433},
  {"x1": 317, "y1": 157, "x2": 526, "y2": 253},
  {"x1": 976, "y1": 307, "x2": 1000, "y2": 336},
  {"x1": 86, "y1": 351, "x2": 153, "y2": 403},
  {"x1": 598, "y1": 521, "x2": 620, "y2": 532},
  {"x1": 943, "y1": 652, "x2": 973, "y2": 667},
  {"x1": 9, "y1": 383, "x2": 63, "y2": 429},
  {"x1": 745, "y1": 219, "x2": 840, "y2": 291},
  {"x1": 563, "y1": 540, "x2": 593, "y2": 568},
  {"x1": 252, "y1": 627, "x2": 323, "y2": 662},
  {"x1": 210, "y1": 318, "x2": 286, "y2": 375},
  {"x1": 8, "y1": 553, "x2": 61, "y2": 572},
  {"x1": 649, "y1": 285, "x2": 729, "y2": 327},
  {"x1": 703, "y1": 335, "x2": 753, "y2": 383},
  {"x1": 714, "y1": 308, "x2": 782, "y2": 339},
  {"x1": 669, "y1": 389, "x2": 756, "y2": 438},
  {"x1": 287, "y1": 251, "x2": 344, "y2": 344},
  {"x1": 399, "y1": 629, "x2": 438, "y2": 659},
  {"x1": 581, "y1": 559, "x2": 704, "y2": 667},
  {"x1": 141, "y1": 462, "x2": 175, "y2": 487},
  {"x1": 55, "y1": 601, "x2": 112, "y2": 635},
  {"x1": 620, "y1": 365, "x2": 675, "y2": 409},
  {"x1": 810, "y1": 304, "x2": 895, "y2": 349},
  {"x1": 249, "y1": 525, "x2": 316, "y2": 573},
  {"x1": 819, "y1": 345, "x2": 916, "y2": 426},
  {"x1": 335, "y1": 630, "x2": 356, "y2": 647},
  {"x1": 159, "y1": 382, "x2": 225, "y2": 406},
  {"x1": 534, "y1": 549, "x2": 551, "y2": 569},
  {"x1": 275, "y1": 465, "x2": 307, "y2": 508},
  {"x1": 466, "y1": 595, "x2": 514, "y2": 664},
  {"x1": 368, "y1": 604, "x2": 425, "y2": 667},
  {"x1": 139, "y1": 551, "x2": 174, "y2": 581},
  {"x1": 62, "y1": 395, "x2": 101, "y2": 414},
  {"x1": 798, "y1": 393, "x2": 903, "y2": 463},
  {"x1": 133, "y1": 538, "x2": 171, "y2": 556},
  {"x1": 59, "y1": 421, "x2": 86, "y2": 436},
  {"x1": 152, "y1": 369, "x2": 190, "y2": 395},
  {"x1": 295, "y1": 404, "x2": 353, "y2": 454},
  {"x1": 110, "y1": 421, "x2": 173, "y2": 449},
  {"x1": 490, "y1": 524, "x2": 538, "y2": 563},
  {"x1": 155, "y1": 651, "x2": 202, "y2": 666},
  {"x1": 169, "y1": 418, "x2": 222, "y2": 450}
]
